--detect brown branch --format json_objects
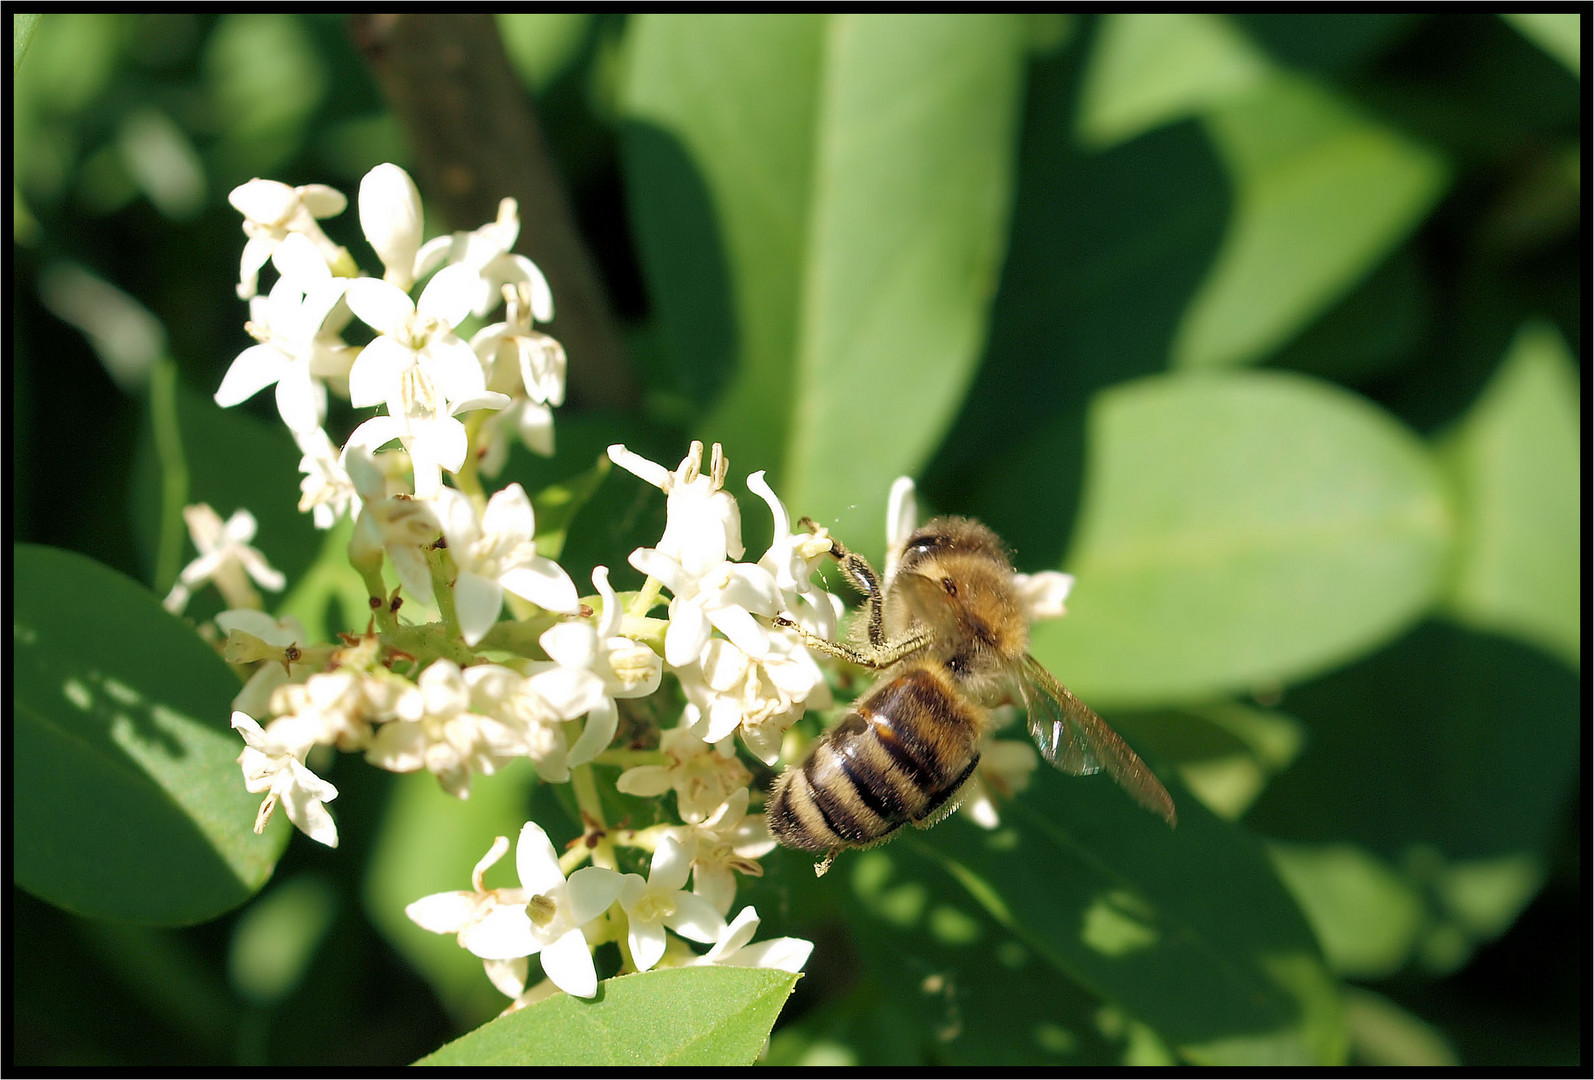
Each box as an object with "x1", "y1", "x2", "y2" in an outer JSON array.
[{"x1": 348, "y1": 13, "x2": 638, "y2": 411}]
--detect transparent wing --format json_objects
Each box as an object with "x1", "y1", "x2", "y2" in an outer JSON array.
[{"x1": 1019, "y1": 655, "x2": 1177, "y2": 826}]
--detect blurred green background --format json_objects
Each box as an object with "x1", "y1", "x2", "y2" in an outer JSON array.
[{"x1": 11, "y1": 13, "x2": 1581, "y2": 1067}]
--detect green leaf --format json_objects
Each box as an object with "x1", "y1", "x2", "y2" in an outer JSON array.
[
  {"x1": 13, "y1": 543, "x2": 285, "y2": 924},
  {"x1": 1439, "y1": 322, "x2": 1580, "y2": 670},
  {"x1": 1076, "y1": 12, "x2": 1272, "y2": 148},
  {"x1": 1174, "y1": 73, "x2": 1449, "y2": 369},
  {"x1": 621, "y1": 13, "x2": 1028, "y2": 554},
  {"x1": 14, "y1": 12, "x2": 41, "y2": 71},
  {"x1": 415, "y1": 966, "x2": 800, "y2": 1067},
  {"x1": 1501, "y1": 13, "x2": 1581, "y2": 78},
  {"x1": 1246, "y1": 620, "x2": 1580, "y2": 973},
  {"x1": 1266, "y1": 841, "x2": 1425, "y2": 979},
  {"x1": 921, "y1": 768, "x2": 1346, "y2": 1064},
  {"x1": 1037, "y1": 370, "x2": 1453, "y2": 707}
]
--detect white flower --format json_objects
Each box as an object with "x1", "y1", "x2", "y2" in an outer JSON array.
[
  {"x1": 536, "y1": 566, "x2": 663, "y2": 767},
  {"x1": 672, "y1": 788, "x2": 776, "y2": 916},
  {"x1": 678, "y1": 628, "x2": 830, "y2": 765},
  {"x1": 749, "y1": 470, "x2": 843, "y2": 641},
  {"x1": 163, "y1": 504, "x2": 285, "y2": 614},
  {"x1": 345, "y1": 447, "x2": 441, "y2": 605},
  {"x1": 687, "y1": 906, "x2": 813, "y2": 974},
  {"x1": 214, "y1": 234, "x2": 355, "y2": 434},
  {"x1": 631, "y1": 551, "x2": 780, "y2": 669},
  {"x1": 268, "y1": 666, "x2": 404, "y2": 753},
  {"x1": 344, "y1": 273, "x2": 490, "y2": 418},
  {"x1": 228, "y1": 177, "x2": 349, "y2": 299},
  {"x1": 358, "y1": 163, "x2": 425, "y2": 290},
  {"x1": 292, "y1": 427, "x2": 357, "y2": 530},
  {"x1": 416, "y1": 197, "x2": 554, "y2": 320},
  {"x1": 615, "y1": 713, "x2": 752, "y2": 823},
  {"x1": 453, "y1": 821, "x2": 624, "y2": 999},
  {"x1": 615, "y1": 836, "x2": 726, "y2": 973},
  {"x1": 461, "y1": 663, "x2": 586, "y2": 784},
  {"x1": 365, "y1": 659, "x2": 526, "y2": 798},
  {"x1": 475, "y1": 281, "x2": 566, "y2": 405},
  {"x1": 432, "y1": 483, "x2": 580, "y2": 645},
  {"x1": 609, "y1": 441, "x2": 743, "y2": 579},
  {"x1": 232, "y1": 710, "x2": 339, "y2": 847}
]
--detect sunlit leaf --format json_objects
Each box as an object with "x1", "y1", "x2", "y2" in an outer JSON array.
[
  {"x1": 919, "y1": 767, "x2": 1346, "y2": 1064},
  {"x1": 1037, "y1": 370, "x2": 1453, "y2": 706},
  {"x1": 1439, "y1": 322, "x2": 1580, "y2": 670},
  {"x1": 1174, "y1": 74, "x2": 1449, "y2": 369},
  {"x1": 14, "y1": 543, "x2": 285, "y2": 924},
  {"x1": 415, "y1": 966, "x2": 799, "y2": 1066}
]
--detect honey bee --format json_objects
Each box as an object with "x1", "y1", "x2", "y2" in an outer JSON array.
[{"x1": 767, "y1": 516, "x2": 1175, "y2": 875}]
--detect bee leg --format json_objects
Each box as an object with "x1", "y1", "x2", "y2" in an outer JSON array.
[
  {"x1": 773, "y1": 615, "x2": 929, "y2": 671},
  {"x1": 814, "y1": 850, "x2": 838, "y2": 878}
]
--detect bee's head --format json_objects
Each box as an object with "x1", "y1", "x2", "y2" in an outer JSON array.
[{"x1": 893, "y1": 517, "x2": 1028, "y2": 659}]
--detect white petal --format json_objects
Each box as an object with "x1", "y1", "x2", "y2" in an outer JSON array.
[
  {"x1": 359, "y1": 164, "x2": 423, "y2": 289},
  {"x1": 629, "y1": 917, "x2": 667, "y2": 974},
  {"x1": 484, "y1": 956, "x2": 529, "y2": 999},
  {"x1": 271, "y1": 231, "x2": 332, "y2": 290},
  {"x1": 729, "y1": 937, "x2": 814, "y2": 973},
  {"x1": 345, "y1": 277, "x2": 415, "y2": 336},
  {"x1": 664, "y1": 602, "x2": 710, "y2": 668},
  {"x1": 214, "y1": 344, "x2": 288, "y2": 407},
  {"x1": 460, "y1": 904, "x2": 537, "y2": 960},
  {"x1": 607, "y1": 444, "x2": 671, "y2": 490},
  {"x1": 565, "y1": 697, "x2": 616, "y2": 767},
  {"x1": 417, "y1": 263, "x2": 479, "y2": 329},
  {"x1": 650, "y1": 835, "x2": 693, "y2": 892},
  {"x1": 431, "y1": 485, "x2": 482, "y2": 558},
  {"x1": 347, "y1": 336, "x2": 414, "y2": 408},
  {"x1": 229, "y1": 178, "x2": 296, "y2": 224},
  {"x1": 454, "y1": 572, "x2": 504, "y2": 647},
  {"x1": 344, "y1": 414, "x2": 406, "y2": 455},
  {"x1": 565, "y1": 866, "x2": 624, "y2": 926},
  {"x1": 297, "y1": 184, "x2": 347, "y2": 219},
  {"x1": 499, "y1": 559, "x2": 579, "y2": 614},
  {"x1": 664, "y1": 891, "x2": 727, "y2": 945},
  {"x1": 591, "y1": 566, "x2": 621, "y2": 638},
  {"x1": 539, "y1": 622, "x2": 597, "y2": 670},
  {"x1": 481, "y1": 483, "x2": 534, "y2": 543},
  {"x1": 274, "y1": 365, "x2": 325, "y2": 433},
  {"x1": 705, "y1": 604, "x2": 769, "y2": 660},
  {"x1": 423, "y1": 334, "x2": 488, "y2": 403},
  {"x1": 405, "y1": 891, "x2": 479, "y2": 934},
  {"x1": 515, "y1": 821, "x2": 567, "y2": 897},
  {"x1": 540, "y1": 926, "x2": 598, "y2": 998}
]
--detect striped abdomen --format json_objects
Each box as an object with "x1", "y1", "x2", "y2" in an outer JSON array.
[{"x1": 767, "y1": 665, "x2": 984, "y2": 855}]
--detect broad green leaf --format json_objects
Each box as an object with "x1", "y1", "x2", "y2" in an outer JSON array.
[
  {"x1": 13, "y1": 543, "x2": 285, "y2": 924},
  {"x1": 1174, "y1": 74, "x2": 1449, "y2": 369},
  {"x1": 621, "y1": 13, "x2": 1028, "y2": 555},
  {"x1": 415, "y1": 966, "x2": 799, "y2": 1067},
  {"x1": 1439, "y1": 322, "x2": 1580, "y2": 670},
  {"x1": 1076, "y1": 13, "x2": 1272, "y2": 148},
  {"x1": 496, "y1": 13, "x2": 593, "y2": 91},
  {"x1": 1501, "y1": 13, "x2": 1580, "y2": 77},
  {"x1": 1246, "y1": 620, "x2": 1579, "y2": 973},
  {"x1": 1037, "y1": 371, "x2": 1453, "y2": 707},
  {"x1": 920, "y1": 768, "x2": 1346, "y2": 1065}
]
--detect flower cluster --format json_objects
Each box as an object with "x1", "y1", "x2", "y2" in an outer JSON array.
[{"x1": 174, "y1": 162, "x2": 1069, "y2": 1012}]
